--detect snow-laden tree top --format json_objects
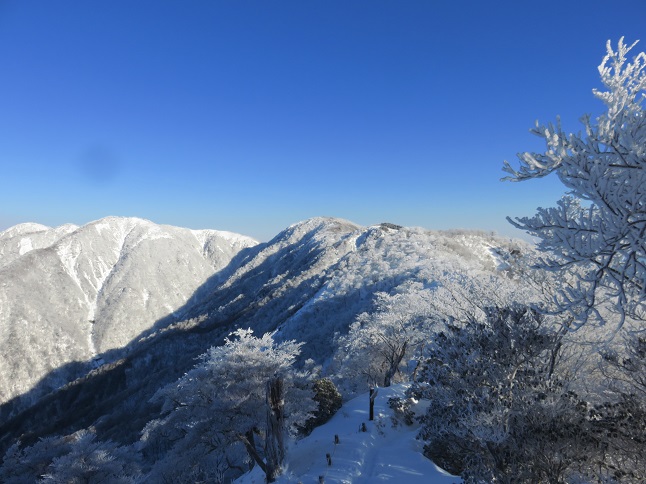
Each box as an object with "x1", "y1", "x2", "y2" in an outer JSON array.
[{"x1": 503, "y1": 38, "x2": 646, "y2": 331}]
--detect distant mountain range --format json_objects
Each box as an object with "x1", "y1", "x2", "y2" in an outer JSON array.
[{"x1": 0, "y1": 216, "x2": 535, "y2": 460}]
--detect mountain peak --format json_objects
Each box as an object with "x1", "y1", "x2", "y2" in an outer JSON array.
[{"x1": 0, "y1": 217, "x2": 258, "y2": 409}]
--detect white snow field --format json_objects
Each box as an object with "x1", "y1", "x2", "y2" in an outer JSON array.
[{"x1": 236, "y1": 384, "x2": 461, "y2": 484}]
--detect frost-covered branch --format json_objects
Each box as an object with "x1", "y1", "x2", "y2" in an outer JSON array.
[{"x1": 503, "y1": 38, "x2": 646, "y2": 330}]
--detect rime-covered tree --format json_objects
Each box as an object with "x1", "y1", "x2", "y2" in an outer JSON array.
[
  {"x1": 409, "y1": 306, "x2": 605, "y2": 482},
  {"x1": 0, "y1": 430, "x2": 140, "y2": 484},
  {"x1": 334, "y1": 270, "x2": 540, "y2": 395},
  {"x1": 142, "y1": 329, "x2": 315, "y2": 483},
  {"x1": 0, "y1": 437, "x2": 69, "y2": 484},
  {"x1": 334, "y1": 284, "x2": 435, "y2": 392},
  {"x1": 503, "y1": 38, "x2": 646, "y2": 330},
  {"x1": 40, "y1": 430, "x2": 140, "y2": 483}
]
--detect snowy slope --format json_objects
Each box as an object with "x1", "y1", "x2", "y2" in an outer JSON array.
[
  {"x1": 0, "y1": 222, "x2": 78, "y2": 268},
  {"x1": 178, "y1": 218, "x2": 536, "y2": 365},
  {"x1": 236, "y1": 384, "x2": 461, "y2": 484},
  {"x1": 0, "y1": 217, "x2": 257, "y2": 410}
]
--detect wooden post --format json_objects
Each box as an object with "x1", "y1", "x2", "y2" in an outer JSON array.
[
  {"x1": 369, "y1": 387, "x2": 375, "y2": 421},
  {"x1": 319, "y1": 476, "x2": 325, "y2": 484},
  {"x1": 326, "y1": 453, "x2": 332, "y2": 466},
  {"x1": 334, "y1": 434, "x2": 339, "y2": 444}
]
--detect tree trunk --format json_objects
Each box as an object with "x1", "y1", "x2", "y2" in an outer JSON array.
[
  {"x1": 265, "y1": 376, "x2": 286, "y2": 482},
  {"x1": 384, "y1": 342, "x2": 408, "y2": 387},
  {"x1": 239, "y1": 429, "x2": 267, "y2": 476}
]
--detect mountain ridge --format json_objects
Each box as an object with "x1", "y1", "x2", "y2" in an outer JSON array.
[{"x1": 0, "y1": 216, "x2": 536, "y2": 471}]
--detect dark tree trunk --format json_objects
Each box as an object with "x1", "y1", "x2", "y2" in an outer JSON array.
[
  {"x1": 265, "y1": 376, "x2": 285, "y2": 482},
  {"x1": 369, "y1": 387, "x2": 377, "y2": 421},
  {"x1": 384, "y1": 342, "x2": 408, "y2": 387}
]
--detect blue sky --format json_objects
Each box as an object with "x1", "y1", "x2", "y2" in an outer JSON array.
[{"x1": 1, "y1": 1, "x2": 644, "y2": 241}]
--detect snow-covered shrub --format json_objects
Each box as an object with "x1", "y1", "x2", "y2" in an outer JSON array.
[
  {"x1": 601, "y1": 335, "x2": 646, "y2": 396},
  {"x1": 0, "y1": 436, "x2": 70, "y2": 484},
  {"x1": 300, "y1": 378, "x2": 343, "y2": 435},
  {"x1": 387, "y1": 396, "x2": 414, "y2": 426},
  {"x1": 0, "y1": 429, "x2": 141, "y2": 484},
  {"x1": 595, "y1": 335, "x2": 646, "y2": 481},
  {"x1": 410, "y1": 306, "x2": 603, "y2": 482},
  {"x1": 40, "y1": 430, "x2": 141, "y2": 483}
]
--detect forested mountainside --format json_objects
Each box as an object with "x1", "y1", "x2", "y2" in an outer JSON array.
[
  {"x1": 0, "y1": 217, "x2": 257, "y2": 411},
  {"x1": 0, "y1": 216, "x2": 537, "y2": 465}
]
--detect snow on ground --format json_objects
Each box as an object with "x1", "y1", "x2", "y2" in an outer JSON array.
[
  {"x1": 235, "y1": 384, "x2": 461, "y2": 484},
  {"x1": 18, "y1": 237, "x2": 33, "y2": 255}
]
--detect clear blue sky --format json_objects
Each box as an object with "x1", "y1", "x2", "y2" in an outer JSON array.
[{"x1": 1, "y1": 1, "x2": 644, "y2": 241}]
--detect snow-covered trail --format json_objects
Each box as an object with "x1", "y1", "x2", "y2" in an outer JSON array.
[{"x1": 236, "y1": 385, "x2": 461, "y2": 483}]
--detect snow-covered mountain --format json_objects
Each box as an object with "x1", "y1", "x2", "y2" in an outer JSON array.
[
  {"x1": 0, "y1": 223, "x2": 79, "y2": 268},
  {"x1": 174, "y1": 217, "x2": 533, "y2": 364},
  {"x1": 0, "y1": 217, "x2": 257, "y2": 408},
  {"x1": 0, "y1": 216, "x2": 536, "y2": 469}
]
